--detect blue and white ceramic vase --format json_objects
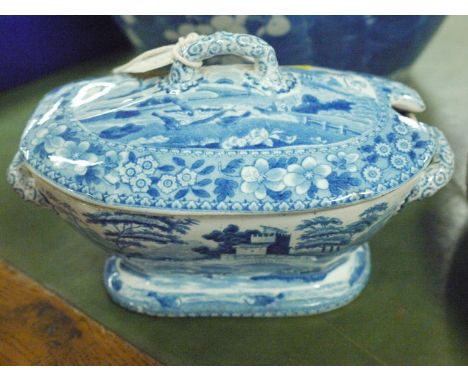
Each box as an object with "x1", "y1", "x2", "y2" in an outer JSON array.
[
  {"x1": 114, "y1": 16, "x2": 445, "y2": 76},
  {"x1": 8, "y1": 32, "x2": 454, "y2": 316}
]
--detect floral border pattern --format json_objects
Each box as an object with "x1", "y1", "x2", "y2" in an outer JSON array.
[
  {"x1": 21, "y1": 118, "x2": 435, "y2": 213},
  {"x1": 402, "y1": 127, "x2": 454, "y2": 207},
  {"x1": 17, "y1": 65, "x2": 438, "y2": 213}
]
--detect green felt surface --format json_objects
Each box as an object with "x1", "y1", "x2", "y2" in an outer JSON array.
[{"x1": 1, "y1": 16, "x2": 467, "y2": 365}]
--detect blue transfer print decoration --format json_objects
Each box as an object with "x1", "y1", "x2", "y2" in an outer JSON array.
[
  {"x1": 8, "y1": 31, "x2": 455, "y2": 318},
  {"x1": 18, "y1": 32, "x2": 437, "y2": 213},
  {"x1": 30, "y1": 187, "x2": 381, "y2": 316},
  {"x1": 103, "y1": 244, "x2": 371, "y2": 317},
  {"x1": 292, "y1": 94, "x2": 353, "y2": 114},
  {"x1": 83, "y1": 211, "x2": 199, "y2": 251},
  {"x1": 295, "y1": 203, "x2": 389, "y2": 253},
  {"x1": 98, "y1": 214, "x2": 377, "y2": 316}
]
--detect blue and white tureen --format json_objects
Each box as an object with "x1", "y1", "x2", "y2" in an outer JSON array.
[{"x1": 8, "y1": 32, "x2": 454, "y2": 317}]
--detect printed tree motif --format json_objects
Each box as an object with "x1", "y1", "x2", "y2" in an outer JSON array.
[
  {"x1": 41, "y1": 191, "x2": 78, "y2": 219},
  {"x1": 192, "y1": 224, "x2": 261, "y2": 257},
  {"x1": 84, "y1": 212, "x2": 198, "y2": 251},
  {"x1": 295, "y1": 216, "x2": 351, "y2": 253},
  {"x1": 292, "y1": 94, "x2": 353, "y2": 114},
  {"x1": 39, "y1": 191, "x2": 119, "y2": 246},
  {"x1": 347, "y1": 202, "x2": 389, "y2": 233},
  {"x1": 295, "y1": 203, "x2": 389, "y2": 254},
  {"x1": 359, "y1": 203, "x2": 388, "y2": 224}
]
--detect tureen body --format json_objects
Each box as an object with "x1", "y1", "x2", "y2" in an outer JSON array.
[{"x1": 8, "y1": 32, "x2": 454, "y2": 316}]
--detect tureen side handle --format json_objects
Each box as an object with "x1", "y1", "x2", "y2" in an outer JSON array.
[
  {"x1": 7, "y1": 151, "x2": 49, "y2": 208},
  {"x1": 400, "y1": 126, "x2": 454, "y2": 209}
]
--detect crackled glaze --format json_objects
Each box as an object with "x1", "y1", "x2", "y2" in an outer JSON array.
[{"x1": 8, "y1": 32, "x2": 454, "y2": 317}]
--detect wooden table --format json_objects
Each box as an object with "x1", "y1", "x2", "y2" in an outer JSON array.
[{"x1": 0, "y1": 261, "x2": 159, "y2": 365}]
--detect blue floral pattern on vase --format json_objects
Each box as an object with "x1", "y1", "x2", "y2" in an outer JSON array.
[{"x1": 114, "y1": 16, "x2": 444, "y2": 76}]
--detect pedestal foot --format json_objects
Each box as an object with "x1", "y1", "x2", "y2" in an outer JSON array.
[{"x1": 104, "y1": 244, "x2": 371, "y2": 317}]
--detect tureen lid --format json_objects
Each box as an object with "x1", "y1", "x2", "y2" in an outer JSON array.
[{"x1": 19, "y1": 31, "x2": 436, "y2": 213}]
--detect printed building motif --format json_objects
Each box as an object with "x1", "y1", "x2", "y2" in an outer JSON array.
[{"x1": 234, "y1": 225, "x2": 291, "y2": 256}]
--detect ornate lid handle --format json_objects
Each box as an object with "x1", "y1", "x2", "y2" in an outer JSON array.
[
  {"x1": 114, "y1": 31, "x2": 284, "y2": 90},
  {"x1": 169, "y1": 31, "x2": 283, "y2": 86}
]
